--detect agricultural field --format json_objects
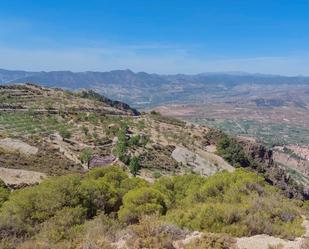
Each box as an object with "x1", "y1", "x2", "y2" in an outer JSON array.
[
  {"x1": 0, "y1": 112, "x2": 71, "y2": 136},
  {"x1": 192, "y1": 118, "x2": 309, "y2": 147}
]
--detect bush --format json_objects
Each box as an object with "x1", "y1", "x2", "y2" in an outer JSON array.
[
  {"x1": 120, "y1": 177, "x2": 148, "y2": 193},
  {"x1": 126, "y1": 216, "x2": 178, "y2": 249},
  {"x1": 118, "y1": 187, "x2": 167, "y2": 224},
  {"x1": 0, "y1": 166, "x2": 304, "y2": 248},
  {"x1": 128, "y1": 135, "x2": 140, "y2": 147},
  {"x1": 165, "y1": 170, "x2": 303, "y2": 238},
  {"x1": 79, "y1": 147, "x2": 93, "y2": 167},
  {"x1": 0, "y1": 175, "x2": 82, "y2": 234},
  {"x1": 36, "y1": 206, "x2": 86, "y2": 243},
  {"x1": 80, "y1": 178, "x2": 119, "y2": 216},
  {"x1": 153, "y1": 171, "x2": 162, "y2": 179},
  {"x1": 216, "y1": 135, "x2": 250, "y2": 167},
  {"x1": 58, "y1": 126, "x2": 71, "y2": 139},
  {"x1": 184, "y1": 233, "x2": 236, "y2": 249},
  {"x1": 129, "y1": 156, "x2": 141, "y2": 176},
  {"x1": 113, "y1": 130, "x2": 128, "y2": 159},
  {"x1": 0, "y1": 179, "x2": 10, "y2": 208}
]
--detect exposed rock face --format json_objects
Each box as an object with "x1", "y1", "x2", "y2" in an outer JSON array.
[
  {"x1": 88, "y1": 155, "x2": 116, "y2": 168},
  {"x1": 203, "y1": 128, "x2": 307, "y2": 199},
  {"x1": 238, "y1": 138, "x2": 273, "y2": 166},
  {"x1": 0, "y1": 167, "x2": 46, "y2": 188},
  {"x1": 0, "y1": 138, "x2": 39, "y2": 155},
  {"x1": 236, "y1": 219, "x2": 309, "y2": 249},
  {"x1": 78, "y1": 90, "x2": 140, "y2": 116},
  {"x1": 238, "y1": 139, "x2": 307, "y2": 198},
  {"x1": 171, "y1": 146, "x2": 219, "y2": 176}
]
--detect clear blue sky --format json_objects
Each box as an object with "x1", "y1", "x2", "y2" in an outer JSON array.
[{"x1": 1, "y1": 0, "x2": 309, "y2": 75}]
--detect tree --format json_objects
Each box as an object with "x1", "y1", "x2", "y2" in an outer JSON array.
[
  {"x1": 129, "y1": 156, "x2": 140, "y2": 176},
  {"x1": 216, "y1": 135, "x2": 250, "y2": 167},
  {"x1": 80, "y1": 148, "x2": 93, "y2": 168},
  {"x1": 113, "y1": 130, "x2": 128, "y2": 162}
]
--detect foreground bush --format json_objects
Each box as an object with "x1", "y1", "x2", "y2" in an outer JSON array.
[
  {"x1": 35, "y1": 206, "x2": 86, "y2": 243},
  {"x1": 126, "y1": 215, "x2": 183, "y2": 249},
  {"x1": 0, "y1": 175, "x2": 82, "y2": 234},
  {"x1": 184, "y1": 233, "x2": 236, "y2": 249},
  {"x1": 0, "y1": 166, "x2": 305, "y2": 248},
  {"x1": 0, "y1": 166, "x2": 139, "y2": 237},
  {"x1": 163, "y1": 170, "x2": 303, "y2": 238},
  {"x1": 118, "y1": 187, "x2": 167, "y2": 223}
]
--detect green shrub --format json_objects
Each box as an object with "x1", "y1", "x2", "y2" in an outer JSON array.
[
  {"x1": 165, "y1": 170, "x2": 303, "y2": 238},
  {"x1": 85, "y1": 166, "x2": 128, "y2": 189},
  {"x1": 216, "y1": 135, "x2": 250, "y2": 167},
  {"x1": 120, "y1": 177, "x2": 148, "y2": 193},
  {"x1": 113, "y1": 130, "x2": 128, "y2": 161},
  {"x1": 58, "y1": 125, "x2": 71, "y2": 139},
  {"x1": 118, "y1": 187, "x2": 167, "y2": 224},
  {"x1": 80, "y1": 178, "x2": 118, "y2": 216},
  {"x1": 79, "y1": 147, "x2": 93, "y2": 167},
  {"x1": 0, "y1": 179, "x2": 10, "y2": 208},
  {"x1": 0, "y1": 175, "x2": 82, "y2": 234},
  {"x1": 126, "y1": 216, "x2": 176, "y2": 249},
  {"x1": 36, "y1": 206, "x2": 86, "y2": 243},
  {"x1": 129, "y1": 156, "x2": 141, "y2": 176},
  {"x1": 128, "y1": 135, "x2": 140, "y2": 147},
  {"x1": 153, "y1": 171, "x2": 162, "y2": 179},
  {"x1": 0, "y1": 166, "x2": 304, "y2": 247}
]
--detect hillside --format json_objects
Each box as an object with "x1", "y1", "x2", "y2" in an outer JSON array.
[
  {"x1": 0, "y1": 84, "x2": 309, "y2": 249},
  {"x1": 1, "y1": 69, "x2": 309, "y2": 149}
]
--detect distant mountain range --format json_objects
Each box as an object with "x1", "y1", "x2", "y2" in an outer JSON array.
[
  {"x1": 1, "y1": 68, "x2": 309, "y2": 108},
  {"x1": 2, "y1": 68, "x2": 309, "y2": 87}
]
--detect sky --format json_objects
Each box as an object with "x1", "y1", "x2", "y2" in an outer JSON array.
[{"x1": 1, "y1": 0, "x2": 309, "y2": 75}]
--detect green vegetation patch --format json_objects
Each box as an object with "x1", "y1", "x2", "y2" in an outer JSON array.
[
  {"x1": 197, "y1": 118, "x2": 309, "y2": 146},
  {"x1": 162, "y1": 170, "x2": 303, "y2": 238},
  {"x1": 0, "y1": 166, "x2": 305, "y2": 248},
  {"x1": 0, "y1": 112, "x2": 72, "y2": 136}
]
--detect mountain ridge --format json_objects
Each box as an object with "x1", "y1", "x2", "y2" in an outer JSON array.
[{"x1": 2, "y1": 68, "x2": 309, "y2": 87}]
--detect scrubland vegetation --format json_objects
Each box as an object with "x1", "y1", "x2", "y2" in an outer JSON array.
[
  {"x1": 0, "y1": 84, "x2": 308, "y2": 249},
  {"x1": 0, "y1": 166, "x2": 305, "y2": 249}
]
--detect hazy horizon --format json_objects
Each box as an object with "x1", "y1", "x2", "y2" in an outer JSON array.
[
  {"x1": 1, "y1": 1, "x2": 309, "y2": 75},
  {"x1": 1, "y1": 67, "x2": 309, "y2": 78}
]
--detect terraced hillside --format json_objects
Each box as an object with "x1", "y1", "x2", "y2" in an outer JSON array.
[{"x1": 0, "y1": 84, "x2": 306, "y2": 194}]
